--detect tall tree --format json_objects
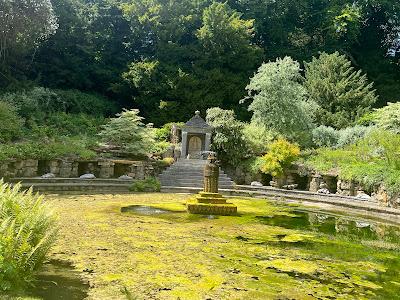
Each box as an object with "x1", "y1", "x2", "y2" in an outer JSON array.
[
  {"x1": 30, "y1": 0, "x2": 134, "y2": 102},
  {"x1": 0, "y1": 0, "x2": 58, "y2": 85},
  {"x1": 304, "y1": 52, "x2": 378, "y2": 128},
  {"x1": 122, "y1": 0, "x2": 262, "y2": 125},
  {"x1": 245, "y1": 57, "x2": 315, "y2": 145}
]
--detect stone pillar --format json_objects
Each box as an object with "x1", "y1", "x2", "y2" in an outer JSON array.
[
  {"x1": 98, "y1": 161, "x2": 115, "y2": 178},
  {"x1": 59, "y1": 161, "x2": 73, "y2": 178},
  {"x1": 49, "y1": 160, "x2": 61, "y2": 176},
  {"x1": 22, "y1": 160, "x2": 38, "y2": 177},
  {"x1": 181, "y1": 131, "x2": 188, "y2": 158},
  {"x1": 204, "y1": 133, "x2": 212, "y2": 152},
  {"x1": 203, "y1": 154, "x2": 219, "y2": 193},
  {"x1": 309, "y1": 174, "x2": 322, "y2": 193}
]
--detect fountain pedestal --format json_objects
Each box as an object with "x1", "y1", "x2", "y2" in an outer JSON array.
[{"x1": 186, "y1": 154, "x2": 237, "y2": 216}]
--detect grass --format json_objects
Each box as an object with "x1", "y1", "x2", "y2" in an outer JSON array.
[{"x1": 11, "y1": 193, "x2": 400, "y2": 299}]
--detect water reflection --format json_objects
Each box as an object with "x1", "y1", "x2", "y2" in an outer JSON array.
[
  {"x1": 121, "y1": 205, "x2": 173, "y2": 215},
  {"x1": 258, "y1": 210, "x2": 400, "y2": 242}
]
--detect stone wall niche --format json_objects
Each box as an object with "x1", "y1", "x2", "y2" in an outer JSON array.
[
  {"x1": 37, "y1": 160, "x2": 50, "y2": 176},
  {"x1": 323, "y1": 175, "x2": 338, "y2": 194},
  {"x1": 114, "y1": 163, "x2": 131, "y2": 178},
  {"x1": 78, "y1": 161, "x2": 99, "y2": 177},
  {"x1": 337, "y1": 179, "x2": 356, "y2": 196}
]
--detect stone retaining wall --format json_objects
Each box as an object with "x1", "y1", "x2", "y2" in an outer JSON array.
[
  {"x1": 0, "y1": 158, "x2": 164, "y2": 180},
  {"x1": 224, "y1": 163, "x2": 398, "y2": 208}
]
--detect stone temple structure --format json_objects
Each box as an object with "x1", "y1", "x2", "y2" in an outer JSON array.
[
  {"x1": 181, "y1": 111, "x2": 212, "y2": 159},
  {"x1": 186, "y1": 153, "x2": 237, "y2": 215}
]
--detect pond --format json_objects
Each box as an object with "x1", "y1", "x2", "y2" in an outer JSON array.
[
  {"x1": 121, "y1": 205, "x2": 175, "y2": 215},
  {"x1": 121, "y1": 201, "x2": 400, "y2": 299},
  {"x1": 43, "y1": 194, "x2": 400, "y2": 299}
]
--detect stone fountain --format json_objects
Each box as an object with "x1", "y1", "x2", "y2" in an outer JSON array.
[{"x1": 186, "y1": 153, "x2": 237, "y2": 215}]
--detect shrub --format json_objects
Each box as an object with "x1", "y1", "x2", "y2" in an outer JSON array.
[
  {"x1": 130, "y1": 177, "x2": 161, "y2": 192},
  {"x1": 1, "y1": 88, "x2": 118, "y2": 123},
  {"x1": 162, "y1": 157, "x2": 175, "y2": 166},
  {"x1": 154, "y1": 122, "x2": 185, "y2": 142},
  {"x1": 0, "y1": 102, "x2": 23, "y2": 142},
  {"x1": 372, "y1": 102, "x2": 400, "y2": 133},
  {"x1": 55, "y1": 89, "x2": 118, "y2": 116},
  {"x1": 260, "y1": 139, "x2": 300, "y2": 177},
  {"x1": 306, "y1": 130, "x2": 400, "y2": 195},
  {"x1": 0, "y1": 181, "x2": 57, "y2": 291},
  {"x1": 0, "y1": 137, "x2": 97, "y2": 161},
  {"x1": 312, "y1": 125, "x2": 372, "y2": 149},
  {"x1": 312, "y1": 126, "x2": 339, "y2": 148},
  {"x1": 336, "y1": 125, "x2": 372, "y2": 148},
  {"x1": 99, "y1": 109, "x2": 154, "y2": 155},
  {"x1": 1, "y1": 87, "x2": 64, "y2": 121},
  {"x1": 243, "y1": 123, "x2": 275, "y2": 156},
  {"x1": 44, "y1": 113, "x2": 106, "y2": 136},
  {"x1": 206, "y1": 107, "x2": 249, "y2": 165},
  {"x1": 151, "y1": 141, "x2": 173, "y2": 155}
]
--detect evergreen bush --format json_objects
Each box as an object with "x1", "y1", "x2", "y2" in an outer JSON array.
[
  {"x1": 99, "y1": 109, "x2": 154, "y2": 155},
  {"x1": 372, "y1": 102, "x2": 400, "y2": 134}
]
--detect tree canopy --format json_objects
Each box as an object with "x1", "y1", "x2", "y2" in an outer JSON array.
[{"x1": 0, "y1": 0, "x2": 399, "y2": 124}]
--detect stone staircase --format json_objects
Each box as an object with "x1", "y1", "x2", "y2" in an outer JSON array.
[
  {"x1": 159, "y1": 159, "x2": 234, "y2": 189},
  {"x1": 8, "y1": 178, "x2": 133, "y2": 194}
]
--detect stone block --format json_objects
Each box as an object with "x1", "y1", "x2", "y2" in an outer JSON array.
[
  {"x1": 187, "y1": 193, "x2": 237, "y2": 216},
  {"x1": 98, "y1": 161, "x2": 115, "y2": 179},
  {"x1": 186, "y1": 199, "x2": 237, "y2": 216},
  {"x1": 24, "y1": 159, "x2": 38, "y2": 168}
]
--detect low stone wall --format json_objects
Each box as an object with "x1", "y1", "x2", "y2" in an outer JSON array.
[
  {"x1": 231, "y1": 166, "x2": 399, "y2": 209},
  {"x1": 0, "y1": 158, "x2": 164, "y2": 180}
]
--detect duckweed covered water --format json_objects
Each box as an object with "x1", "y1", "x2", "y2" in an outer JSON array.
[
  {"x1": 122, "y1": 201, "x2": 400, "y2": 299},
  {"x1": 49, "y1": 194, "x2": 400, "y2": 299}
]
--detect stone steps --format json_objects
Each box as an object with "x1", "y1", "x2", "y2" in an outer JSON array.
[
  {"x1": 159, "y1": 159, "x2": 234, "y2": 188},
  {"x1": 160, "y1": 178, "x2": 233, "y2": 185}
]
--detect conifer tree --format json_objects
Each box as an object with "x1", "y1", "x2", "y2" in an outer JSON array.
[{"x1": 304, "y1": 52, "x2": 378, "y2": 129}]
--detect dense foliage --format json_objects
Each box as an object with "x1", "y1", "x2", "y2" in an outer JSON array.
[
  {"x1": 206, "y1": 108, "x2": 249, "y2": 165},
  {"x1": 304, "y1": 52, "x2": 377, "y2": 128},
  {"x1": 0, "y1": 0, "x2": 398, "y2": 123},
  {"x1": 0, "y1": 0, "x2": 57, "y2": 66},
  {"x1": 0, "y1": 102, "x2": 23, "y2": 142},
  {"x1": 371, "y1": 102, "x2": 400, "y2": 133},
  {"x1": 0, "y1": 181, "x2": 57, "y2": 291},
  {"x1": 306, "y1": 130, "x2": 400, "y2": 195},
  {"x1": 129, "y1": 177, "x2": 161, "y2": 192},
  {"x1": 246, "y1": 57, "x2": 315, "y2": 145},
  {"x1": 312, "y1": 125, "x2": 372, "y2": 149}
]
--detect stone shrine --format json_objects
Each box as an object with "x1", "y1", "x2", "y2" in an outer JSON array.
[
  {"x1": 181, "y1": 111, "x2": 212, "y2": 159},
  {"x1": 186, "y1": 153, "x2": 237, "y2": 215}
]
